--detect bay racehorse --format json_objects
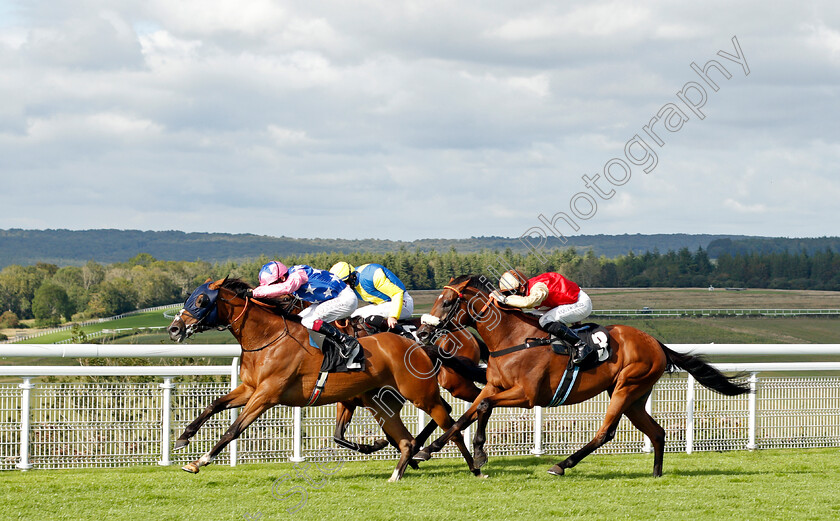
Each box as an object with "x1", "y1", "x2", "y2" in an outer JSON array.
[
  {"x1": 167, "y1": 278, "x2": 482, "y2": 481},
  {"x1": 415, "y1": 275, "x2": 750, "y2": 476},
  {"x1": 331, "y1": 314, "x2": 487, "y2": 455}
]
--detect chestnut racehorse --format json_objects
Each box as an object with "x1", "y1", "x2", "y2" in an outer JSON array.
[
  {"x1": 415, "y1": 275, "x2": 750, "y2": 476},
  {"x1": 167, "y1": 278, "x2": 482, "y2": 481},
  {"x1": 268, "y1": 295, "x2": 487, "y2": 455}
]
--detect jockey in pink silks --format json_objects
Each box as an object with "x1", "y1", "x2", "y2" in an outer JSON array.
[{"x1": 250, "y1": 261, "x2": 362, "y2": 370}]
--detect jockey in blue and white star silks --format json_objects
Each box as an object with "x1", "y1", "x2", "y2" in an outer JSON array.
[{"x1": 253, "y1": 261, "x2": 361, "y2": 369}]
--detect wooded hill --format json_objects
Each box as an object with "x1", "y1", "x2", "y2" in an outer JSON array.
[{"x1": 0, "y1": 229, "x2": 792, "y2": 268}]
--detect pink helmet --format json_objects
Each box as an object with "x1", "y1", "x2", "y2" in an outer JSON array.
[{"x1": 258, "y1": 261, "x2": 288, "y2": 286}]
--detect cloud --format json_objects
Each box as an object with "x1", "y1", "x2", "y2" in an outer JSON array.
[{"x1": 0, "y1": 1, "x2": 839, "y2": 241}]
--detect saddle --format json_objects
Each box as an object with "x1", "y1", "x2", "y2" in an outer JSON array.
[
  {"x1": 307, "y1": 331, "x2": 365, "y2": 374},
  {"x1": 489, "y1": 322, "x2": 611, "y2": 368}
]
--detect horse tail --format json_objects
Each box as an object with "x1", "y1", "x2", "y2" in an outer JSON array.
[
  {"x1": 659, "y1": 342, "x2": 750, "y2": 396},
  {"x1": 421, "y1": 344, "x2": 487, "y2": 385}
]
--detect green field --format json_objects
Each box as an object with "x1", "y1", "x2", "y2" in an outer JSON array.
[{"x1": 3, "y1": 449, "x2": 839, "y2": 520}]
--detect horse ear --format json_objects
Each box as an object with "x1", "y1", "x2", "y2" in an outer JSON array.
[{"x1": 208, "y1": 277, "x2": 227, "y2": 290}]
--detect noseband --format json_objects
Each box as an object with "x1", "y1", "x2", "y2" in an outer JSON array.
[
  {"x1": 422, "y1": 283, "x2": 494, "y2": 337},
  {"x1": 180, "y1": 290, "x2": 299, "y2": 352}
]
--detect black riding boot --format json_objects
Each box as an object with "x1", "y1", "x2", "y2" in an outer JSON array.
[
  {"x1": 364, "y1": 315, "x2": 414, "y2": 340},
  {"x1": 317, "y1": 322, "x2": 363, "y2": 370},
  {"x1": 542, "y1": 321, "x2": 595, "y2": 365}
]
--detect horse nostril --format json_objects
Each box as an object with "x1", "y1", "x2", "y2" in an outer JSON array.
[{"x1": 168, "y1": 322, "x2": 185, "y2": 340}]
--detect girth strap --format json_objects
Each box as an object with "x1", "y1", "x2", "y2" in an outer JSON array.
[
  {"x1": 488, "y1": 337, "x2": 551, "y2": 358},
  {"x1": 306, "y1": 371, "x2": 329, "y2": 406},
  {"x1": 548, "y1": 363, "x2": 580, "y2": 407}
]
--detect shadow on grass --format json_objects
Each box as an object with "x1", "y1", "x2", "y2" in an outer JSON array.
[{"x1": 338, "y1": 455, "x2": 776, "y2": 482}]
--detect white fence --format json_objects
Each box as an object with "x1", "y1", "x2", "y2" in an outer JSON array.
[
  {"x1": 592, "y1": 308, "x2": 840, "y2": 317},
  {"x1": 0, "y1": 303, "x2": 181, "y2": 344},
  {"x1": 1, "y1": 344, "x2": 840, "y2": 471}
]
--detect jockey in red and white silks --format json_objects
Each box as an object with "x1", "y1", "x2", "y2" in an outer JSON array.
[{"x1": 491, "y1": 271, "x2": 595, "y2": 365}]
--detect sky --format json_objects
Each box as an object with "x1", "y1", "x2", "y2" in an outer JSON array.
[{"x1": 1, "y1": 1, "x2": 838, "y2": 241}]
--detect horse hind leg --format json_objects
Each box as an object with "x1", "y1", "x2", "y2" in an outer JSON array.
[
  {"x1": 548, "y1": 385, "x2": 646, "y2": 476},
  {"x1": 623, "y1": 394, "x2": 666, "y2": 477},
  {"x1": 333, "y1": 400, "x2": 389, "y2": 454},
  {"x1": 362, "y1": 398, "x2": 416, "y2": 482}
]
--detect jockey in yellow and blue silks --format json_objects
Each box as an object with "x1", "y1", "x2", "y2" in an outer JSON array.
[{"x1": 330, "y1": 262, "x2": 415, "y2": 333}]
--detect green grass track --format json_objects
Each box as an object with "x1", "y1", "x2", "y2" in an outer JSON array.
[{"x1": 4, "y1": 449, "x2": 839, "y2": 520}]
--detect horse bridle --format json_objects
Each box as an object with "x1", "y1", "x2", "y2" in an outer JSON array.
[
  {"x1": 421, "y1": 281, "x2": 494, "y2": 338},
  {"x1": 180, "y1": 288, "x2": 300, "y2": 352}
]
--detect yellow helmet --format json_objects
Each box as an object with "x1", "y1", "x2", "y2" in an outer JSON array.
[
  {"x1": 499, "y1": 271, "x2": 525, "y2": 292},
  {"x1": 330, "y1": 261, "x2": 355, "y2": 281}
]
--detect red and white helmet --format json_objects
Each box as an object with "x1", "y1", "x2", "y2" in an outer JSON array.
[{"x1": 258, "y1": 261, "x2": 288, "y2": 286}]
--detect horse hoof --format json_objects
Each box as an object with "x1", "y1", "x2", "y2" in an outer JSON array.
[
  {"x1": 173, "y1": 439, "x2": 189, "y2": 451},
  {"x1": 547, "y1": 465, "x2": 565, "y2": 476},
  {"x1": 473, "y1": 451, "x2": 487, "y2": 469},
  {"x1": 182, "y1": 463, "x2": 200, "y2": 474},
  {"x1": 371, "y1": 439, "x2": 389, "y2": 452},
  {"x1": 412, "y1": 449, "x2": 431, "y2": 462},
  {"x1": 408, "y1": 459, "x2": 420, "y2": 470}
]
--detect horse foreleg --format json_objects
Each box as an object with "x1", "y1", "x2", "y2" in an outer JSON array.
[
  {"x1": 182, "y1": 385, "x2": 280, "y2": 474},
  {"x1": 422, "y1": 401, "x2": 482, "y2": 477},
  {"x1": 412, "y1": 396, "x2": 452, "y2": 454},
  {"x1": 466, "y1": 385, "x2": 531, "y2": 469},
  {"x1": 415, "y1": 385, "x2": 503, "y2": 463},
  {"x1": 175, "y1": 383, "x2": 253, "y2": 451}
]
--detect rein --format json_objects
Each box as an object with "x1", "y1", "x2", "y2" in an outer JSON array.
[
  {"x1": 220, "y1": 294, "x2": 299, "y2": 353},
  {"x1": 430, "y1": 280, "x2": 553, "y2": 359},
  {"x1": 432, "y1": 283, "x2": 494, "y2": 333}
]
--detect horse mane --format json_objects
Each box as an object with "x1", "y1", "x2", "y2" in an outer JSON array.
[
  {"x1": 220, "y1": 278, "x2": 303, "y2": 323},
  {"x1": 451, "y1": 274, "x2": 496, "y2": 294}
]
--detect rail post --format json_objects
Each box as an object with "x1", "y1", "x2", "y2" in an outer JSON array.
[
  {"x1": 417, "y1": 409, "x2": 426, "y2": 435},
  {"x1": 229, "y1": 357, "x2": 239, "y2": 467},
  {"x1": 16, "y1": 377, "x2": 34, "y2": 471},
  {"x1": 291, "y1": 406, "x2": 305, "y2": 462},
  {"x1": 686, "y1": 374, "x2": 695, "y2": 454},
  {"x1": 531, "y1": 406, "x2": 545, "y2": 455},
  {"x1": 747, "y1": 372, "x2": 758, "y2": 450},
  {"x1": 158, "y1": 377, "x2": 174, "y2": 466}
]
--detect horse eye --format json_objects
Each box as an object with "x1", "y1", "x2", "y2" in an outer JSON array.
[{"x1": 196, "y1": 294, "x2": 210, "y2": 308}]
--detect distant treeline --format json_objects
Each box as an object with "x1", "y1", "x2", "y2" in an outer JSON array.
[
  {"x1": 1, "y1": 247, "x2": 838, "y2": 329},
  {"x1": 0, "y1": 229, "x2": 760, "y2": 268}
]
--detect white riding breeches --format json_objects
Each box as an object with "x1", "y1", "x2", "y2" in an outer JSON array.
[
  {"x1": 351, "y1": 292, "x2": 414, "y2": 320},
  {"x1": 298, "y1": 286, "x2": 359, "y2": 329},
  {"x1": 538, "y1": 290, "x2": 593, "y2": 327}
]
